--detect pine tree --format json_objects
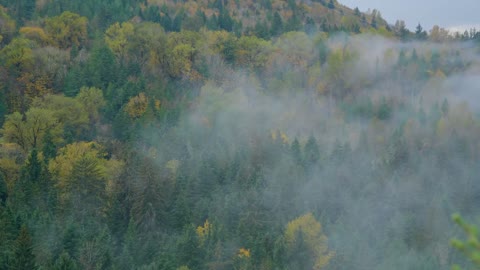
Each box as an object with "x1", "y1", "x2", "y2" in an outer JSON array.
[
  {"x1": 415, "y1": 23, "x2": 427, "y2": 40},
  {"x1": 25, "y1": 149, "x2": 42, "y2": 183},
  {"x1": 371, "y1": 15, "x2": 377, "y2": 29},
  {"x1": 270, "y1": 11, "x2": 283, "y2": 37},
  {"x1": 291, "y1": 138, "x2": 302, "y2": 166},
  {"x1": 10, "y1": 225, "x2": 36, "y2": 270},
  {"x1": 0, "y1": 172, "x2": 7, "y2": 205},
  {"x1": 304, "y1": 135, "x2": 320, "y2": 165},
  {"x1": 42, "y1": 130, "x2": 57, "y2": 162},
  {"x1": 354, "y1": 7, "x2": 361, "y2": 16},
  {"x1": 176, "y1": 225, "x2": 204, "y2": 269},
  {"x1": 304, "y1": 17, "x2": 316, "y2": 34},
  {"x1": 172, "y1": 14, "x2": 183, "y2": 32},
  {"x1": 328, "y1": 0, "x2": 335, "y2": 9},
  {"x1": 52, "y1": 251, "x2": 78, "y2": 270}
]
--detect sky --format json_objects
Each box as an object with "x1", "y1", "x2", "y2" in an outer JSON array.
[{"x1": 339, "y1": 0, "x2": 480, "y2": 32}]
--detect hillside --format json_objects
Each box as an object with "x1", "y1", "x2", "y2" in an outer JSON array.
[
  {"x1": 0, "y1": 0, "x2": 480, "y2": 269},
  {"x1": 0, "y1": 0, "x2": 389, "y2": 35}
]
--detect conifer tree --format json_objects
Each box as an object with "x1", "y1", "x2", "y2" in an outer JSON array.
[
  {"x1": 270, "y1": 11, "x2": 283, "y2": 37},
  {"x1": 10, "y1": 225, "x2": 36, "y2": 270}
]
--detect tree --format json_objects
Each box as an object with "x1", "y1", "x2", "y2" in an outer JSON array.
[
  {"x1": 0, "y1": 6, "x2": 16, "y2": 45},
  {"x1": 24, "y1": 148, "x2": 41, "y2": 183},
  {"x1": 10, "y1": 225, "x2": 36, "y2": 270},
  {"x1": 270, "y1": 12, "x2": 284, "y2": 36},
  {"x1": 235, "y1": 36, "x2": 272, "y2": 70},
  {"x1": 104, "y1": 21, "x2": 135, "y2": 60},
  {"x1": 0, "y1": 172, "x2": 7, "y2": 205},
  {"x1": 45, "y1": 11, "x2": 88, "y2": 49},
  {"x1": 129, "y1": 22, "x2": 167, "y2": 71},
  {"x1": 48, "y1": 142, "x2": 119, "y2": 210},
  {"x1": 328, "y1": 0, "x2": 335, "y2": 9},
  {"x1": 291, "y1": 138, "x2": 302, "y2": 165},
  {"x1": 393, "y1": 20, "x2": 409, "y2": 41},
  {"x1": 284, "y1": 213, "x2": 333, "y2": 270},
  {"x1": 415, "y1": 23, "x2": 427, "y2": 40},
  {"x1": 354, "y1": 7, "x2": 361, "y2": 16},
  {"x1": 124, "y1": 93, "x2": 149, "y2": 119},
  {"x1": 176, "y1": 224, "x2": 204, "y2": 269},
  {"x1": 86, "y1": 46, "x2": 117, "y2": 91},
  {"x1": 218, "y1": 9, "x2": 233, "y2": 31},
  {"x1": 13, "y1": 0, "x2": 35, "y2": 25},
  {"x1": 31, "y1": 94, "x2": 90, "y2": 140},
  {"x1": 1, "y1": 108, "x2": 62, "y2": 153},
  {"x1": 451, "y1": 214, "x2": 480, "y2": 269},
  {"x1": 429, "y1": 25, "x2": 450, "y2": 42},
  {"x1": 75, "y1": 87, "x2": 105, "y2": 124},
  {"x1": 0, "y1": 38, "x2": 33, "y2": 73},
  {"x1": 304, "y1": 135, "x2": 320, "y2": 165},
  {"x1": 52, "y1": 251, "x2": 78, "y2": 270}
]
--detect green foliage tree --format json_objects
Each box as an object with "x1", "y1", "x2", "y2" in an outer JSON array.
[{"x1": 0, "y1": 6, "x2": 16, "y2": 44}]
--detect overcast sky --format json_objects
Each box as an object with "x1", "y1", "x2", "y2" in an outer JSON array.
[{"x1": 339, "y1": 0, "x2": 480, "y2": 31}]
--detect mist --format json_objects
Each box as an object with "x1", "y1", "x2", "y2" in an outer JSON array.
[{"x1": 134, "y1": 33, "x2": 480, "y2": 269}]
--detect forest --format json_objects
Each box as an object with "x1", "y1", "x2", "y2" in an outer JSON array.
[{"x1": 0, "y1": 0, "x2": 480, "y2": 269}]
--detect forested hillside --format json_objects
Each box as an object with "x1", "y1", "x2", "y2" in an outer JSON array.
[{"x1": 0, "y1": 0, "x2": 480, "y2": 269}]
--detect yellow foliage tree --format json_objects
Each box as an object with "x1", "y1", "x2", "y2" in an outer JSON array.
[
  {"x1": 196, "y1": 219, "x2": 212, "y2": 245},
  {"x1": 284, "y1": 213, "x2": 334, "y2": 270},
  {"x1": 105, "y1": 22, "x2": 135, "y2": 60},
  {"x1": 75, "y1": 87, "x2": 106, "y2": 123},
  {"x1": 1, "y1": 108, "x2": 62, "y2": 153},
  {"x1": 124, "y1": 93, "x2": 149, "y2": 119},
  {"x1": 45, "y1": 11, "x2": 88, "y2": 49},
  {"x1": 19, "y1": 27, "x2": 51, "y2": 46}
]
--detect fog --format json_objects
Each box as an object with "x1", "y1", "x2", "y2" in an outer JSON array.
[{"x1": 137, "y1": 33, "x2": 480, "y2": 269}]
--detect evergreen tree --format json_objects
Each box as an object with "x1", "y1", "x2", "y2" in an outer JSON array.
[
  {"x1": 270, "y1": 11, "x2": 284, "y2": 36},
  {"x1": 52, "y1": 251, "x2": 78, "y2": 270},
  {"x1": 254, "y1": 20, "x2": 270, "y2": 39},
  {"x1": 328, "y1": 0, "x2": 335, "y2": 9},
  {"x1": 206, "y1": 14, "x2": 218, "y2": 30},
  {"x1": 160, "y1": 13, "x2": 173, "y2": 31},
  {"x1": 354, "y1": 7, "x2": 361, "y2": 16},
  {"x1": 415, "y1": 23, "x2": 427, "y2": 40},
  {"x1": 42, "y1": 130, "x2": 57, "y2": 163},
  {"x1": 87, "y1": 46, "x2": 117, "y2": 90},
  {"x1": 285, "y1": 13, "x2": 301, "y2": 32},
  {"x1": 176, "y1": 225, "x2": 204, "y2": 269},
  {"x1": 0, "y1": 172, "x2": 7, "y2": 205},
  {"x1": 15, "y1": 0, "x2": 36, "y2": 24},
  {"x1": 218, "y1": 9, "x2": 233, "y2": 31},
  {"x1": 10, "y1": 225, "x2": 36, "y2": 270},
  {"x1": 291, "y1": 138, "x2": 302, "y2": 166},
  {"x1": 304, "y1": 135, "x2": 320, "y2": 165},
  {"x1": 304, "y1": 17, "x2": 316, "y2": 34},
  {"x1": 371, "y1": 15, "x2": 377, "y2": 29},
  {"x1": 172, "y1": 14, "x2": 183, "y2": 32},
  {"x1": 25, "y1": 149, "x2": 41, "y2": 183}
]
